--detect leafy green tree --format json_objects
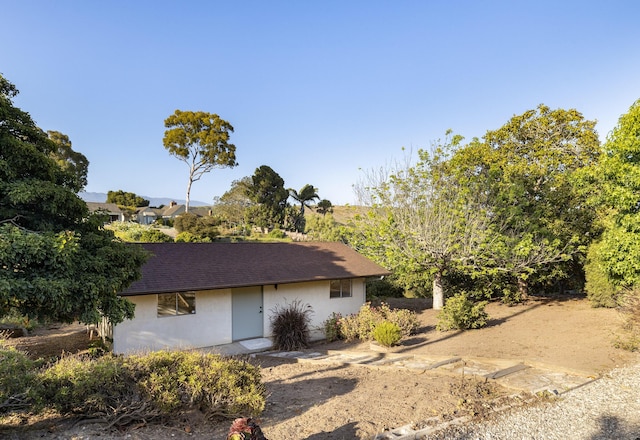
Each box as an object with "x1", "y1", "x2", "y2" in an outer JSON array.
[
  {"x1": 246, "y1": 165, "x2": 288, "y2": 229},
  {"x1": 316, "y1": 199, "x2": 333, "y2": 216},
  {"x1": 288, "y1": 184, "x2": 319, "y2": 232},
  {"x1": 353, "y1": 134, "x2": 491, "y2": 309},
  {"x1": 458, "y1": 105, "x2": 600, "y2": 299},
  {"x1": 47, "y1": 130, "x2": 89, "y2": 192},
  {"x1": 0, "y1": 74, "x2": 147, "y2": 325},
  {"x1": 212, "y1": 177, "x2": 254, "y2": 234},
  {"x1": 580, "y1": 99, "x2": 640, "y2": 288},
  {"x1": 107, "y1": 190, "x2": 149, "y2": 207},
  {"x1": 305, "y1": 213, "x2": 348, "y2": 242},
  {"x1": 163, "y1": 110, "x2": 237, "y2": 212}
]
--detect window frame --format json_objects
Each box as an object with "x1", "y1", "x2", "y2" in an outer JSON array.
[
  {"x1": 157, "y1": 291, "x2": 196, "y2": 317},
  {"x1": 329, "y1": 279, "x2": 352, "y2": 298}
]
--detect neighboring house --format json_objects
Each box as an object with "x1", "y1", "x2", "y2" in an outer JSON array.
[
  {"x1": 161, "y1": 201, "x2": 186, "y2": 221},
  {"x1": 86, "y1": 202, "x2": 125, "y2": 223},
  {"x1": 109, "y1": 242, "x2": 390, "y2": 354},
  {"x1": 136, "y1": 206, "x2": 158, "y2": 225}
]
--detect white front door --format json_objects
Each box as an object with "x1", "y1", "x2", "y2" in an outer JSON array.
[{"x1": 232, "y1": 286, "x2": 264, "y2": 341}]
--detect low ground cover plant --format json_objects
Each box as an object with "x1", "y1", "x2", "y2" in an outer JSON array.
[{"x1": 0, "y1": 344, "x2": 266, "y2": 427}]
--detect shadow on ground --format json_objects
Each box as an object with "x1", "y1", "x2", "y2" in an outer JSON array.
[{"x1": 306, "y1": 422, "x2": 359, "y2": 439}]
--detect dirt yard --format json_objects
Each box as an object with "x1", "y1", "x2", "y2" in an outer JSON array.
[{"x1": 2, "y1": 295, "x2": 638, "y2": 439}]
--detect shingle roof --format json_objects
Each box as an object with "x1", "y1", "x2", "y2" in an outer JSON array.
[
  {"x1": 86, "y1": 202, "x2": 122, "y2": 213},
  {"x1": 121, "y1": 242, "x2": 391, "y2": 296},
  {"x1": 162, "y1": 204, "x2": 185, "y2": 217}
]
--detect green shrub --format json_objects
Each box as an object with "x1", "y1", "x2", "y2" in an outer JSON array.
[
  {"x1": 175, "y1": 231, "x2": 198, "y2": 242},
  {"x1": 36, "y1": 354, "x2": 129, "y2": 414},
  {"x1": 0, "y1": 344, "x2": 39, "y2": 411},
  {"x1": 0, "y1": 311, "x2": 40, "y2": 331},
  {"x1": 349, "y1": 302, "x2": 385, "y2": 340},
  {"x1": 323, "y1": 312, "x2": 343, "y2": 342},
  {"x1": 174, "y1": 213, "x2": 220, "y2": 240},
  {"x1": 106, "y1": 221, "x2": 173, "y2": 243},
  {"x1": 138, "y1": 228, "x2": 174, "y2": 243},
  {"x1": 373, "y1": 321, "x2": 402, "y2": 347},
  {"x1": 366, "y1": 278, "x2": 404, "y2": 299},
  {"x1": 437, "y1": 292, "x2": 489, "y2": 331},
  {"x1": 338, "y1": 302, "x2": 418, "y2": 342},
  {"x1": 267, "y1": 228, "x2": 287, "y2": 239},
  {"x1": 175, "y1": 231, "x2": 212, "y2": 242},
  {"x1": 269, "y1": 300, "x2": 313, "y2": 350},
  {"x1": 585, "y1": 240, "x2": 622, "y2": 307}
]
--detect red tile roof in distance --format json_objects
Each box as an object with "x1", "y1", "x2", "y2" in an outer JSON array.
[{"x1": 121, "y1": 242, "x2": 391, "y2": 296}]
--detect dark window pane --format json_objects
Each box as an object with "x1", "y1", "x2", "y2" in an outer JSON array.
[
  {"x1": 341, "y1": 279, "x2": 352, "y2": 297},
  {"x1": 177, "y1": 292, "x2": 196, "y2": 315},
  {"x1": 330, "y1": 280, "x2": 341, "y2": 298},
  {"x1": 157, "y1": 293, "x2": 176, "y2": 316}
]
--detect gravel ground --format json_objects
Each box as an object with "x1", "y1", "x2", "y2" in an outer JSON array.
[{"x1": 429, "y1": 362, "x2": 640, "y2": 440}]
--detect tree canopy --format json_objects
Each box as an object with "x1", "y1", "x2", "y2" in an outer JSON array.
[
  {"x1": 163, "y1": 110, "x2": 237, "y2": 212},
  {"x1": 47, "y1": 130, "x2": 89, "y2": 192},
  {"x1": 107, "y1": 190, "x2": 150, "y2": 207},
  {"x1": 581, "y1": 99, "x2": 640, "y2": 287},
  {"x1": 464, "y1": 105, "x2": 600, "y2": 298},
  {"x1": 288, "y1": 184, "x2": 320, "y2": 232},
  {"x1": 246, "y1": 165, "x2": 288, "y2": 229},
  {"x1": 353, "y1": 105, "x2": 601, "y2": 307},
  {"x1": 212, "y1": 177, "x2": 254, "y2": 234},
  {"x1": 0, "y1": 74, "x2": 147, "y2": 325},
  {"x1": 316, "y1": 199, "x2": 333, "y2": 216},
  {"x1": 353, "y1": 133, "x2": 490, "y2": 308}
]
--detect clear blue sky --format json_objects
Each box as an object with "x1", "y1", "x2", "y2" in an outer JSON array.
[{"x1": 2, "y1": 1, "x2": 639, "y2": 205}]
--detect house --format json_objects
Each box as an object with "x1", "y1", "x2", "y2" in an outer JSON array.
[
  {"x1": 136, "y1": 206, "x2": 158, "y2": 225},
  {"x1": 161, "y1": 201, "x2": 186, "y2": 222},
  {"x1": 109, "y1": 241, "x2": 390, "y2": 354},
  {"x1": 86, "y1": 202, "x2": 125, "y2": 223}
]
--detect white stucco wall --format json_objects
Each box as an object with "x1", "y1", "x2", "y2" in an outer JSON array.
[
  {"x1": 112, "y1": 289, "x2": 232, "y2": 354},
  {"x1": 113, "y1": 278, "x2": 367, "y2": 354},
  {"x1": 263, "y1": 278, "x2": 367, "y2": 341}
]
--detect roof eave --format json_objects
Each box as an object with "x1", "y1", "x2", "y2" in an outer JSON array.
[{"x1": 120, "y1": 271, "x2": 391, "y2": 296}]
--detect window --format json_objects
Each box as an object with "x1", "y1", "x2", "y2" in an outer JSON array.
[
  {"x1": 330, "y1": 279, "x2": 352, "y2": 298},
  {"x1": 157, "y1": 292, "x2": 196, "y2": 317}
]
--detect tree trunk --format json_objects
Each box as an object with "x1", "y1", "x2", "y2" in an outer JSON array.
[
  {"x1": 185, "y1": 177, "x2": 192, "y2": 213},
  {"x1": 432, "y1": 271, "x2": 444, "y2": 310},
  {"x1": 517, "y1": 278, "x2": 529, "y2": 301}
]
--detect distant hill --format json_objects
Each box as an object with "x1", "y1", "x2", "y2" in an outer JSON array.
[{"x1": 78, "y1": 192, "x2": 210, "y2": 207}]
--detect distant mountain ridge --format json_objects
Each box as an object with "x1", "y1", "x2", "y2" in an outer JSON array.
[{"x1": 79, "y1": 192, "x2": 209, "y2": 207}]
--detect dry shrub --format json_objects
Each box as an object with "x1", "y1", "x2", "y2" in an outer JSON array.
[
  {"x1": 8, "y1": 350, "x2": 265, "y2": 427},
  {"x1": 338, "y1": 302, "x2": 419, "y2": 342},
  {"x1": 614, "y1": 290, "x2": 640, "y2": 351},
  {"x1": 125, "y1": 351, "x2": 266, "y2": 419}
]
